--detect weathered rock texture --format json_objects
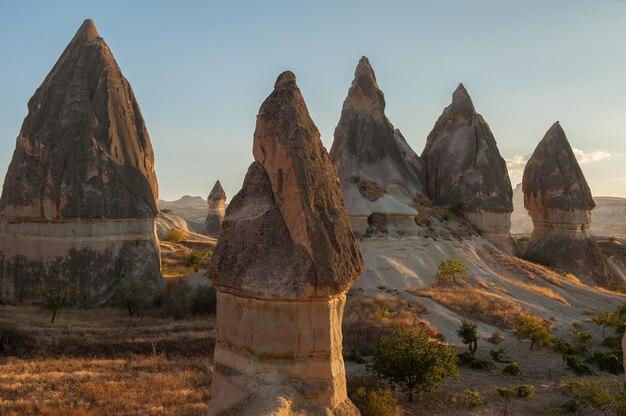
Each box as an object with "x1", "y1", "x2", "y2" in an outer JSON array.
[
  {"x1": 0, "y1": 19, "x2": 162, "y2": 303},
  {"x1": 208, "y1": 72, "x2": 363, "y2": 415},
  {"x1": 422, "y1": 84, "x2": 513, "y2": 253},
  {"x1": 202, "y1": 180, "x2": 226, "y2": 237},
  {"x1": 522, "y1": 122, "x2": 613, "y2": 286},
  {"x1": 330, "y1": 57, "x2": 426, "y2": 236}
]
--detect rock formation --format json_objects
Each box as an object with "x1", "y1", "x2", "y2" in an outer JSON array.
[
  {"x1": 208, "y1": 71, "x2": 363, "y2": 415},
  {"x1": 522, "y1": 122, "x2": 613, "y2": 286},
  {"x1": 0, "y1": 19, "x2": 162, "y2": 303},
  {"x1": 156, "y1": 211, "x2": 190, "y2": 241},
  {"x1": 330, "y1": 56, "x2": 426, "y2": 236},
  {"x1": 202, "y1": 180, "x2": 226, "y2": 237},
  {"x1": 422, "y1": 84, "x2": 514, "y2": 253}
]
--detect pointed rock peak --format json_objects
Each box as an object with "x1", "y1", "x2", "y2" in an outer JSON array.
[
  {"x1": 208, "y1": 180, "x2": 226, "y2": 202},
  {"x1": 74, "y1": 19, "x2": 101, "y2": 43},
  {"x1": 542, "y1": 121, "x2": 566, "y2": 143},
  {"x1": 450, "y1": 83, "x2": 475, "y2": 115},
  {"x1": 354, "y1": 56, "x2": 376, "y2": 81},
  {"x1": 535, "y1": 122, "x2": 575, "y2": 157},
  {"x1": 274, "y1": 71, "x2": 296, "y2": 89}
]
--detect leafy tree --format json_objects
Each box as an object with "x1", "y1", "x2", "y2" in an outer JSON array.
[
  {"x1": 347, "y1": 375, "x2": 400, "y2": 416},
  {"x1": 515, "y1": 316, "x2": 553, "y2": 350},
  {"x1": 436, "y1": 258, "x2": 468, "y2": 283},
  {"x1": 560, "y1": 377, "x2": 626, "y2": 415},
  {"x1": 591, "y1": 310, "x2": 620, "y2": 339},
  {"x1": 497, "y1": 385, "x2": 535, "y2": 416},
  {"x1": 457, "y1": 319, "x2": 479, "y2": 355},
  {"x1": 111, "y1": 276, "x2": 154, "y2": 317},
  {"x1": 372, "y1": 326, "x2": 458, "y2": 402}
]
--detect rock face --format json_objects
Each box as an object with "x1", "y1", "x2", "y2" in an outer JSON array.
[
  {"x1": 330, "y1": 57, "x2": 426, "y2": 236},
  {"x1": 0, "y1": 20, "x2": 162, "y2": 303},
  {"x1": 522, "y1": 122, "x2": 613, "y2": 286},
  {"x1": 208, "y1": 72, "x2": 363, "y2": 415},
  {"x1": 422, "y1": 84, "x2": 513, "y2": 253},
  {"x1": 202, "y1": 180, "x2": 226, "y2": 237},
  {"x1": 156, "y1": 211, "x2": 189, "y2": 241}
]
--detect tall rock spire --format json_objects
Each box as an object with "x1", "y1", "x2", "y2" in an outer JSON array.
[
  {"x1": 202, "y1": 180, "x2": 226, "y2": 237},
  {"x1": 330, "y1": 56, "x2": 426, "y2": 236},
  {"x1": 0, "y1": 20, "x2": 162, "y2": 303},
  {"x1": 522, "y1": 122, "x2": 613, "y2": 286},
  {"x1": 422, "y1": 83, "x2": 514, "y2": 253},
  {"x1": 207, "y1": 71, "x2": 362, "y2": 415}
]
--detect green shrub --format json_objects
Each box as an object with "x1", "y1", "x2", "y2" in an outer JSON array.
[
  {"x1": 515, "y1": 315, "x2": 553, "y2": 350},
  {"x1": 502, "y1": 361, "x2": 522, "y2": 376},
  {"x1": 457, "y1": 351, "x2": 476, "y2": 366},
  {"x1": 469, "y1": 357, "x2": 495, "y2": 370},
  {"x1": 0, "y1": 324, "x2": 35, "y2": 356},
  {"x1": 372, "y1": 326, "x2": 458, "y2": 402},
  {"x1": 512, "y1": 384, "x2": 535, "y2": 398},
  {"x1": 553, "y1": 337, "x2": 586, "y2": 355},
  {"x1": 601, "y1": 336, "x2": 622, "y2": 350},
  {"x1": 436, "y1": 258, "x2": 468, "y2": 283},
  {"x1": 490, "y1": 348, "x2": 512, "y2": 363},
  {"x1": 345, "y1": 350, "x2": 366, "y2": 364},
  {"x1": 457, "y1": 320, "x2": 479, "y2": 355},
  {"x1": 590, "y1": 351, "x2": 623, "y2": 375},
  {"x1": 568, "y1": 328, "x2": 594, "y2": 344},
  {"x1": 563, "y1": 354, "x2": 593, "y2": 375},
  {"x1": 374, "y1": 306, "x2": 392, "y2": 321},
  {"x1": 166, "y1": 281, "x2": 194, "y2": 319},
  {"x1": 110, "y1": 276, "x2": 155, "y2": 317},
  {"x1": 560, "y1": 377, "x2": 626, "y2": 415},
  {"x1": 465, "y1": 390, "x2": 486, "y2": 407},
  {"x1": 347, "y1": 375, "x2": 400, "y2": 416},
  {"x1": 163, "y1": 228, "x2": 185, "y2": 242},
  {"x1": 185, "y1": 250, "x2": 212, "y2": 272}
]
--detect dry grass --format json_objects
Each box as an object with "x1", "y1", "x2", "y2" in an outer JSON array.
[
  {"x1": 0, "y1": 305, "x2": 213, "y2": 415},
  {"x1": 411, "y1": 283, "x2": 532, "y2": 329}
]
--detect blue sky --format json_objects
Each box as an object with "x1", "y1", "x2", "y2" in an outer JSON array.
[{"x1": 0, "y1": 0, "x2": 625, "y2": 200}]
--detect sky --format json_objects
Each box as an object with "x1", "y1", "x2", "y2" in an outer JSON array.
[{"x1": 0, "y1": 0, "x2": 625, "y2": 201}]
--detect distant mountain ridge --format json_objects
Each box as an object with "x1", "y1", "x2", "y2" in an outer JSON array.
[{"x1": 511, "y1": 183, "x2": 626, "y2": 238}]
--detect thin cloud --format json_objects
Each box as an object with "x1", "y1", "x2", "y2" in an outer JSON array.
[{"x1": 505, "y1": 149, "x2": 613, "y2": 186}]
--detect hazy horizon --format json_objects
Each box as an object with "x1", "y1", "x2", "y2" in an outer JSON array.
[{"x1": 1, "y1": 0, "x2": 625, "y2": 201}]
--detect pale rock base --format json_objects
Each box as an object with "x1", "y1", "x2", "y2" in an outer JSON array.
[
  {"x1": 0, "y1": 218, "x2": 163, "y2": 303},
  {"x1": 464, "y1": 211, "x2": 513, "y2": 255},
  {"x1": 207, "y1": 291, "x2": 359, "y2": 416}
]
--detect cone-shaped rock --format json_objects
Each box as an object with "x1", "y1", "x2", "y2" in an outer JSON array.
[
  {"x1": 202, "y1": 180, "x2": 226, "y2": 237},
  {"x1": 0, "y1": 20, "x2": 162, "y2": 303},
  {"x1": 207, "y1": 72, "x2": 363, "y2": 415},
  {"x1": 330, "y1": 57, "x2": 426, "y2": 236},
  {"x1": 522, "y1": 122, "x2": 613, "y2": 286},
  {"x1": 422, "y1": 84, "x2": 514, "y2": 253}
]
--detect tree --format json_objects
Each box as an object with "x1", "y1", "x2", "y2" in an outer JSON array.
[
  {"x1": 372, "y1": 326, "x2": 458, "y2": 402},
  {"x1": 457, "y1": 320, "x2": 479, "y2": 355},
  {"x1": 436, "y1": 258, "x2": 468, "y2": 283},
  {"x1": 515, "y1": 316, "x2": 553, "y2": 350},
  {"x1": 591, "y1": 310, "x2": 620, "y2": 339},
  {"x1": 39, "y1": 277, "x2": 75, "y2": 324},
  {"x1": 111, "y1": 276, "x2": 154, "y2": 317}
]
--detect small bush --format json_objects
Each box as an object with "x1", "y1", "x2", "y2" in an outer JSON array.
[
  {"x1": 568, "y1": 328, "x2": 593, "y2": 344},
  {"x1": 465, "y1": 390, "x2": 486, "y2": 407},
  {"x1": 487, "y1": 330, "x2": 504, "y2": 344},
  {"x1": 563, "y1": 354, "x2": 593, "y2": 375},
  {"x1": 469, "y1": 357, "x2": 495, "y2": 370},
  {"x1": 490, "y1": 348, "x2": 512, "y2": 363},
  {"x1": 110, "y1": 276, "x2": 155, "y2": 317},
  {"x1": 347, "y1": 375, "x2": 401, "y2": 416},
  {"x1": 351, "y1": 175, "x2": 361, "y2": 184},
  {"x1": 590, "y1": 351, "x2": 623, "y2": 375},
  {"x1": 190, "y1": 286, "x2": 217, "y2": 315},
  {"x1": 163, "y1": 228, "x2": 185, "y2": 242},
  {"x1": 515, "y1": 315, "x2": 553, "y2": 350},
  {"x1": 436, "y1": 258, "x2": 468, "y2": 283},
  {"x1": 502, "y1": 362, "x2": 522, "y2": 376},
  {"x1": 375, "y1": 306, "x2": 392, "y2": 321},
  {"x1": 345, "y1": 350, "x2": 366, "y2": 364},
  {"x1": 560, "y1": 377, "x2": 626, "y2": 415},
  {"x1": 166, "y1": 281, "x2": 194, "y2": 319},
  {"x1": 512, "y1": 384, "x2": 534, "y2": 398},
  {"x1": 185, "y1": 251, "x2": 212, "y2": 272},
  {"x1": 0, "y1": 324, "x2": 35, "y2": 356},
  {"x1": 457, "y1": 351, "x2": 476, "y2": 366},
  {"x1": 601, "y1": 336, "x2": 622, "y2": 350}
]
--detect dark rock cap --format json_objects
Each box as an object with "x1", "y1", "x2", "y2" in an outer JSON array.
[
  {"x1": 0, "y1": 19, "x2": 158, "y2": 219},
  {"x1": 522, "y1": 122, "x2": 595, "y2": 211},
  {"x1": 422, "y1": 83, "x2": 512, "y2": 212},
  {"x1": 210, "y1": 71, "x2": 363, "y2": 299},
  {"x1": 207, "y1": 180, "x2": 226, "y2": 204},
  {"x1": 330, "y1": 56, "x2": 425, "y2": 203}
]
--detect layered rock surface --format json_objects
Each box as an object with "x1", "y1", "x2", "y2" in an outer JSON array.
[
  {"x1": 208, "y1": 71, "x2": 363, "y2": 415},
  {"x1": 330, "y1": 57, "x2": 426, "y2": 236},
  {"x1": 0, "y1": 20, "x2": 162, "y2": 303},
  {"x1": 422, "y1": 84, "x2": 513, "y2": 253},
  {"x1": 522, "y1": 122, "x2": 613, "y2": 286},
  {"x1": 202, "y1": 180, "x2": 226, "y2": 237}
]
